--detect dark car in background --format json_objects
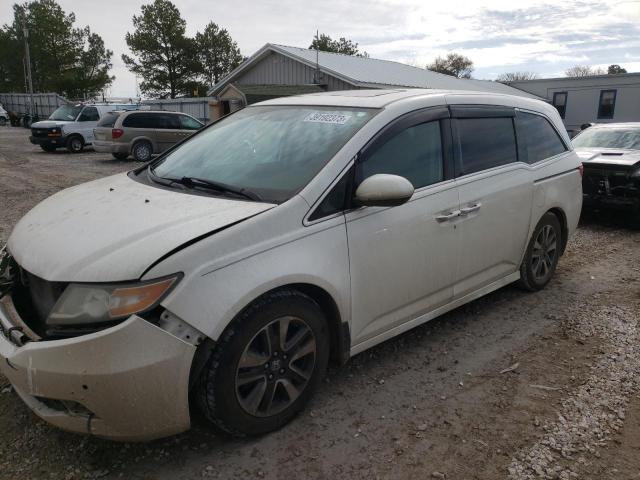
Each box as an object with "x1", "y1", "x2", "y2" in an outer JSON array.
[
  {"x1": 572, "y1": 123, "x2": 640, "y2": 219},
  {"x1": 93, "y1": 110, "x2": 204, "y2": 161}
]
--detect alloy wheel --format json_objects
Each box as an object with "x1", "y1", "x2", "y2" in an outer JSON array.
[
  {"x1": 235, "y1": 316, "x2": 316, "y2": 417},
  {"x1": 135, "y1": 143, "x2": 151, "y2": 161},
  {"x1": 531, "y1": 224, "x2": 557, "y2": 282}
]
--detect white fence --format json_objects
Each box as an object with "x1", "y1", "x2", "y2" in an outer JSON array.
[
  {"x1": 0, "y1": 92, "x2": 68, "y2": 118},
  {"x1": 142, "y1": 97, "x2": 215, "y2": 122}
]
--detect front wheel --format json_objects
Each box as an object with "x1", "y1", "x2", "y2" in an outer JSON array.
[
  {"x1": 66, "y1": 136, "x2": 84, "y2": 153},
  {"x1": 518, "y1": 212, "x2": 562, "y2": 291},
  {"x1": 196, "y1": 290, "x2": 330, "y2": 437}
]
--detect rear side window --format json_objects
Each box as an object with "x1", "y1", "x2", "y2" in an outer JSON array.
[
  {"x1": 359, "y1": 121, "x2": 444, "y2": 189},
  {"x1": 455, "y1": 117, "x2": 517, "y2": 175},
  {"x1": 158, "y1": 113, "x2": 181, "y2": 129},
  {"x1": 180, "y1": 115, "x2": 203, "y2": 130},
  {"x1": 78, "y1": 107, "x2": 99, "y2": 122},
  {"x1": 97, "y1": 112, "x2": 120, "y2": 128},
  {"x1": 517, "y1": 112, "x2": 567, "y2": 163},
  {"x1": 123, "y1": 113, "x2": 159, "y2": 128}
]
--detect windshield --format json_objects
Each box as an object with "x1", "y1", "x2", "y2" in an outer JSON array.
[
  {"x1": 151, "y1": 106, "x2": 376, "y2": 203},
  {"x1": 49, "y1": 105, "x2": 83, "y2": 121},
  {"x1": 572, "y1": 127, "x2": 640, "y2": 150}
]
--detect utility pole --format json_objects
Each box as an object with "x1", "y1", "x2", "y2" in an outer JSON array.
[{"x1": 23, "y1": 23, "x2": 35, "y2": 120}]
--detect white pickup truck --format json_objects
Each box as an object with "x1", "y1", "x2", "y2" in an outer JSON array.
[{"x1": 29, "y1": 103, "x2": 139, "y2": 153}]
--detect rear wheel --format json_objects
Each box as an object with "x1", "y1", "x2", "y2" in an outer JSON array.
[
  {"x1": 112, "y1": 152, "x2": 128, "y2": 160},
  {"x1": 66, "y1": 135, "x2": 84, "y2": 153},
  {"x1": 196, "y1": 290, "x2": 329, "y2": 437},
  {"x1": 40, "y1": 144, "x2": 56, "y2": 153},
  {"x1": 518, "y1": 212, "x2": 562, "y2": 291},
  {"x1": 132, "y1": 141, "x2": 152, "y2": 162},
  {"x1": 0, "y1": 117, "x2": 6, "y2": 126}
]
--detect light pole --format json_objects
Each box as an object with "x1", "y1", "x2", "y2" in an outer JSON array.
[{"x1": 23, "y1": 23, "x2": 35, "y2": 122}]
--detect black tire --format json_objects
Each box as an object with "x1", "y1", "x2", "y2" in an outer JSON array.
[
  {"x1": 112, "y1": 152, "x2": 128, "y2": 160},
  {"x1": 132, "y1": 140, "x2": 152, "y2": 162},
  {"x1": 40, "y1": 144, "x2": 56, "y2": 153},
  {"x1": 518, "y1": 212, "x2": 562, "y2": 291},
  {"x1": 66, "y1": 135, "x2": 84, "y2": 153},
  {"x1": 196, "y1": 289, "x2": 330, "y2": 437},
  {"x1": 0, "y1": 117, "x2": 6, "y2": 126}
]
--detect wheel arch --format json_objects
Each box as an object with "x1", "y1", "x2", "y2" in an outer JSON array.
[
  {"x1": 546, "y1": 207, "x2": 568, "y2": 255},
  {"x1": 131, "y1": 136, "x2": 156, "y2": 153},
  {"x1": 190, "y1": 281, "x2": 349, "y2": 383}
]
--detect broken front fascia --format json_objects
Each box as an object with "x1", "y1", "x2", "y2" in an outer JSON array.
[{"x1": 0, "y1": 253, "x2": 208, "y2": 441}]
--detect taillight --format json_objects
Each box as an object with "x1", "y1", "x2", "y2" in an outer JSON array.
[
  {"x1": 112, "y1": 128, "x2": 124, "y2": 139},
  {"x1": 578, "y1": 164, "x2": 584, "y2": 177}
]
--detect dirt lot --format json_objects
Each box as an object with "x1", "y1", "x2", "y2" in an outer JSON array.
[{"x1": 0, "y1": 125, "x2": 639, "y2": 480}]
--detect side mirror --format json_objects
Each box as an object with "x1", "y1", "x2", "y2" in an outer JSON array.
[{"x1": 354, "y1": 174, "x2": 415, "y2": 208}]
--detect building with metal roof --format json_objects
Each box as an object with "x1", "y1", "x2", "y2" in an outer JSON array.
[{"x1": 207, "y1": 43, "x2": 542, "y2": 120}]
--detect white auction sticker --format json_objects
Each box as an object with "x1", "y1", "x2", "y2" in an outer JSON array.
[{"x1": 304, "y1": 112, "x2": 351, "y2": 125}]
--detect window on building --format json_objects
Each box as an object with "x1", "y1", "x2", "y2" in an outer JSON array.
[
  {"x1": 597, "y1": 90, "x2": 617, "y2": 119},
  {"x1": 359, "y1": 121, "x2": 444, "y2": 189},
  {"x1": 517, "y1": 112, "x2": 567, "y2": 163},
  {"x1": 455, "y1": 117, "x2": 517, "y2": 175},
  {"x1": 552, "y1": 92, "x2": 567, "y2": 119}
]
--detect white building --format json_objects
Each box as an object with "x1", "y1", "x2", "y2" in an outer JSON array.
[{"x1": 509, "y1": 73, "x2": 640, "y2": 135}]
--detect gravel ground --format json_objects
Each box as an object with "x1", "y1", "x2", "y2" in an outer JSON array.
[{"x1": 0, "y1": 125, "x2": 639, "y2": 479}]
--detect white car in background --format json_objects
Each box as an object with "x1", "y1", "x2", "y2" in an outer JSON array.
[
  {"x1": 0, "y1": 104, "x2": 8, "y2": 126},
  {"x1": 0, "y1": 89, "x2": 582, "y2": 441},
  {"x1": 29, "y1": 103, "x2": 139, "y2": 153}
]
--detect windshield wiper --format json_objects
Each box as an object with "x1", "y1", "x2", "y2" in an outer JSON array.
[
  {"x1": 178, "y1": 177, "x2": 262, "y2": 201},
  {"x1": 147, "y1": 167, "x2": 262, "y2": 201}
]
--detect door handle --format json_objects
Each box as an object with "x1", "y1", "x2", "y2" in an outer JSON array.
[
  {"x1": 435, "y1": 210, "x2": 461, "y2": 222},
  {"x1": 460, "y1": 203, "x2": 481, "y2": 215}
]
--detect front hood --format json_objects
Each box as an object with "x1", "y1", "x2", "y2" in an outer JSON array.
[
  {"x1": 576, "y1": 148, "x2": 640, "y2": 168},
  {"x1": 8, "y1": 174, "x2": 275, "y2": 282},
  {"x1": 31, "y1": 120, "x2": 72, "y2": 129}
]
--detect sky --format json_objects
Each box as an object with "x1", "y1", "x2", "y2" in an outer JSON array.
[{"x1": 1, "y1": 0, "x2": 639, "y2": 97}]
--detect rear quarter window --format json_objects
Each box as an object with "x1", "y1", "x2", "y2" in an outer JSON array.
[
  {"x1": 517, "y1": 112, "x2": 567, "y2": 163},
  {"x1": 97, "y1": 112, "x2": 120, "y2": 128}
]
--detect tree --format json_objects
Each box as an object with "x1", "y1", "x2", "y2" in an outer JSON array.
[
  {"x1": 195, "y1": 22, "x2": 244, "y2": 87},
  {"x1": 309, "y1": 34, "x2": 368, "y2": 57},
  {"x1": 67, "y1": 28, "x2": 114, "y2": 99},
  {"x1": 564, "y1": 65, "x2": 605, "y2": 77},
  {"x1": 608, "y1": 64, "x2": 627, "y2": 74},
  {"x1": 122, "y1": 0, "x2": 200, "y2": 98},
  {"x1": 495, "y1": 71, "x2": 539, "y2": 82},
  {"x1": 0, "y1": 0, "x2": 113, "y2": 98},
  {"x1": 428, "y1": 53, "x2": 473, "y2": 78}
]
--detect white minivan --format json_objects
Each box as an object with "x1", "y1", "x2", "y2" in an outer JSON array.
[
  {"x1": 0, "y1": 90, "x2": 582, "y2": 441},
  {"x1": 29, "y1": 103, "x2": 139, "y2": 153}
]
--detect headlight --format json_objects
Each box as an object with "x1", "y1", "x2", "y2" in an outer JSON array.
[{"x1": 47, "y1": 274, "x2": 181, "y2": 326}]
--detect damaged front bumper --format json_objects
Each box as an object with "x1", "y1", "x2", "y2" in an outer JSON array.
[{"x1": 0, "y1": 294, "x2": 196, "y2": 441}]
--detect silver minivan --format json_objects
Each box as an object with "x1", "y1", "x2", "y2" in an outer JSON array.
[
  {"x1": 0, "y1": 90, "x2": 583, "y2": 441},
  {"x1": 93, "y1": 110, "x2": 204, "y2": 161}
]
